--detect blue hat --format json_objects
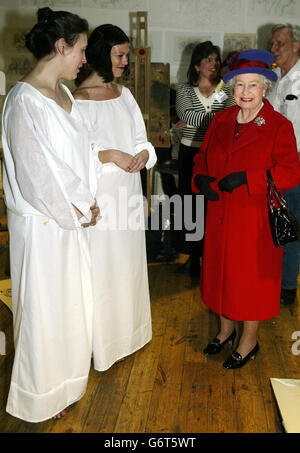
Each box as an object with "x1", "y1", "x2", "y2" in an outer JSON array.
[{"x1": 223, "y1": 49, "x2": 278, "y2": 83}]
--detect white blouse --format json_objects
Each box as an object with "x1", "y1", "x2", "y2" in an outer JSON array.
[{"x1": 77, "y1": 86, "x2": 157, "y2": 175}]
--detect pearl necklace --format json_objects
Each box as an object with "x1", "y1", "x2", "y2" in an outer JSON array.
[{"x1": 237, "y1": 102, "x2": 264, "y2": 124}]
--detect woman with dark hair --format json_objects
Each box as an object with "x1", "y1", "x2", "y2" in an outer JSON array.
[
  {"x1": 2, "y1": 7, "x2": 100, "y2": 422},
  {"x1": 73, "y1": 25, "x2": 156, "y2": 371},
  {"x1": 175, "y1": 41, "x2": 235, "y2": 276}
]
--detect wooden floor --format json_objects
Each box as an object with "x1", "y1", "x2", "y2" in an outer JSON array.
[{"x1": 0, "y1": 255, "x2": 300, "y2": 433}]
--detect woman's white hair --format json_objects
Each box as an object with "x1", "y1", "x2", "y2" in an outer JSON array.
[{"x1": 226, "y1": 74, "x2": 274, "y2": 96}]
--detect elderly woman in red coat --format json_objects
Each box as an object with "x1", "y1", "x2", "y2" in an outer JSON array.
[{"x1": 192, "y1": 49, "x2": 300, "y2": 369}]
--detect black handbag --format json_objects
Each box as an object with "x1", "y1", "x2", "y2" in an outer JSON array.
[{"x1": 267, "y1": 170, "x2": 300, "y2": 247}]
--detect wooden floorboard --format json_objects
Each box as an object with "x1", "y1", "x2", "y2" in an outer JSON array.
[{"x1": 0, "y1": 257, "x2": 299, "y2": 433}]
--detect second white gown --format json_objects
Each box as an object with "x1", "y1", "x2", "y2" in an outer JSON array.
[{"x1": 77, "y1": 86, "x2": 157, "y2": 370}]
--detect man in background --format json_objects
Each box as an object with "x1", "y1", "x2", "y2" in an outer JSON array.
[{"x1": 268, "y1": 23, "x2": 300, "y2": 306}]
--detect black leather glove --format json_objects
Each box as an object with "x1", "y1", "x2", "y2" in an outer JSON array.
[
  {"x1": 194, "y1": 174, "x2": 219, "y2": 201},
  {"x1": 218, "y1": 172, "x2": 247, "y2": 193}
]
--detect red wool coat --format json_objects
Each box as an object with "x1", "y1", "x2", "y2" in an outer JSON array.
[{"x1": 192, "y1": 100, "x2": 300, "y2": 321}]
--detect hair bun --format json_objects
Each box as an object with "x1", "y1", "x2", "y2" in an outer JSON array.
[
  {"x1": 26, "y1": 8, "x2": 88, "y2": 60},
  {"x1": 37, "y1": 7, "x2": 53, "y2": 24}
]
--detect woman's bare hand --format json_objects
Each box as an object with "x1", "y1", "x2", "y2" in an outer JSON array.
[
  {"x1": 113, "y1": 150, "x2": 136, "y2": 171},
  {"x1": 128, "y1": 150, "x2": 149, "y2": 172},
  {"x1": 73, "y1": 202, "x2": 101, "y2": 228},
  {"x1": 175, "y1": 120, "x2": 187, "y2": 130},
  {"x1": 81, "y1": 202, "x2": 101, "y2": 228},
  {"x1": 98, "y1": 149, "x2": 147, "y2": 173},
  {"x1": 98, "y1": 149, "x2": 119, "y2": 164},
  {"x1": 88, "y1": 203, "x2": 101, "y2": 226}
]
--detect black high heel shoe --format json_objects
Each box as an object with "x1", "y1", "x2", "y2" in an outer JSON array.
[
  {"x1": 203, "y1": 329, "x2": 236, "y2": 356},
  {"x1": 223, "y1": 343, "x2": 259, "y2": 370}
]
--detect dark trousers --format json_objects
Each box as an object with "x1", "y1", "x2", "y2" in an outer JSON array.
[
  {"x1": 178, "y1": 143, "x2": 203, "y2": 259},
  {"x1": 282, "y1": 183, "x2": 300, "y2": 289}
]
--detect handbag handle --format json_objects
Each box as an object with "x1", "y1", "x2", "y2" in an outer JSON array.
[{"x1": 267, "y1": 170, "x2": 287, "y2": 210}]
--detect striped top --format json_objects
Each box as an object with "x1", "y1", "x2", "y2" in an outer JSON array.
[{"x1": 176, "y1": 80, "x2": 235, "y2": 147}]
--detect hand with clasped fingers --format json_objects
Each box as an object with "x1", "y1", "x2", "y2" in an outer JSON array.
[
  {"x1": 73, "y1": 202, "x2": 101, "y2": 228},
  {"x1": 175, "y1": 120, "x2": 187, "y2": 130},
  {"x1": 98, "y1": 149, "x2": 149, "y2": 173},
  {"x1": 127, "y1": 150, "x2": 149, "y2": 172}
]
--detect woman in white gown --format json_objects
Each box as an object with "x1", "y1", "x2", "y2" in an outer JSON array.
[
  {"x1": 2, "y1": 7, "x2": 100, "y2": 422},
  {"x1": 74, "y1": 24, "x2": 156, "y2": 371}
]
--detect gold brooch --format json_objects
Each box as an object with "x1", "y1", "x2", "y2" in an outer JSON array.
[{"x1": 254, "y1": 116, "x2": 265, "y2": 126}]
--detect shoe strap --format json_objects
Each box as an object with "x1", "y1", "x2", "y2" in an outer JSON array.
[{"x1": 231, "y1": 351, "x2": 242, "y2": 361}]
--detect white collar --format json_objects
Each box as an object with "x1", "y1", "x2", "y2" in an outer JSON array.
[{"x1": 277, "y1": 58, "x2": 300, "y2": 82}]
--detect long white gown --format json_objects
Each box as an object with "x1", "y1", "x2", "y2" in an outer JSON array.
[
  {"x1": 77, "y1": 86, "x2": 156, "y2": 371},
  {"x1": 2, "y1": 82, "x2": 97, "y2": 422}
]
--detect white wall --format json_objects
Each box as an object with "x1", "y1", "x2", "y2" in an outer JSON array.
[{"x1": 0, "y1": 0, "x2": 299, "y2": 85}]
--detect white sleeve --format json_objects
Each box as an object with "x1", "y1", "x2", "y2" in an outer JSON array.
[
  {"x1": 3, "y1": 96, "x2": 95, "y2": 229},
  {"x1": 90, "y1": 141, "x2": 103, "y2": 179},
  {"x1": 126, "y1": 88, "x2": 157, "y2": 169}
]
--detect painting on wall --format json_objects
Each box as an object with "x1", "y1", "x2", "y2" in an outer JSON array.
[
  {"x1": 1, "y1": 27, "x2": 35, "y2": 91},
  {"x1": 3, "y1": 28, "x2": 29, "y2": 55},
  {"x1": 223, "y1": 33, "x2": 257, "y2": 59},
  {"x1": 0, "y1": 28, "x2": 35, "y2": 138}
]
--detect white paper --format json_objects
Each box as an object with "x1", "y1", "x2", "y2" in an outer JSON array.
[{"x1": 270, "y1": 378, "x2": 300, "y2": 433}]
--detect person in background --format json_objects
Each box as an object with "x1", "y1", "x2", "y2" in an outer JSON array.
[
  {"x1": 74, "y1": 24, "x2": 156, "y2": 371},
  {"x1": 192, "y1": 50, "x2": 300, "y2": 369},
  {"x1": 175, "y1": 41, "x2": 235, "y2": 277},
  {"x1": 268, "y1": 23, "x2": 300, "y2": 306},
  {"x1": 1, "y1": 7, "x2": 100, "y2": 422}
]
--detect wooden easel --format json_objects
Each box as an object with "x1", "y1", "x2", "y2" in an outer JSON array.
[
  {"x1": 134, "y1": 12, "x2": 151, "y2": 212},
  {"x1": 134, "y1": 12, "x2": 151, "y2": 133}
]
